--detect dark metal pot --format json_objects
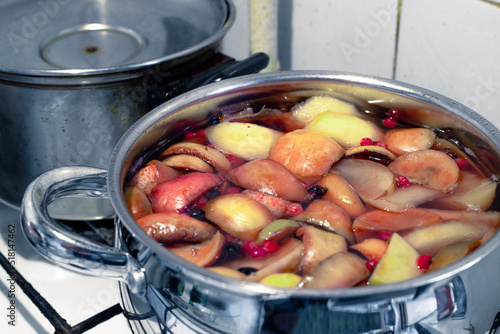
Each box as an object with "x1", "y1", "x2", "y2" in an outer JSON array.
[
  {"x1": 0, "y1": 0, "x2": 270, "y2": 208},
  {"x1": 21, "y1": 71, "x2": 500, "y2": 333}
]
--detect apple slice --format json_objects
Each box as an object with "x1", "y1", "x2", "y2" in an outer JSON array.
[
  {"x1": 204, "y1": 193, "x2": 275, "y2": 241},
  {"x1": 149, "y1": 172, "x2": 223, "y2": 213},
  {"x1": 268, "y1": 129, "x2": 345, "y2": 184},
  {"x1": 388, "y1": 150, "x2": 459, "y2": 192},
  {"x1": 242, "y1": 190, "x2": 301, "y2": 219},
  {"x1": 430, "y1": 170, "x2": 497, "y2": 211},
  {"x1": 344, "y1": 145, "x2": 396, "y2": 162},
  {"x1": 305, "y1": 111, "x2": 385, "y2": 148},
  {"x1": 260, "y1": 273, "x2": 303, "y2": 288},
  {"x1": 352, "y1": 209, "x2": 441, "y2": 242},
  {"x1": 350, "y1": 238, "x2": 388, "y2": 261},
  {"x1": 128, "y1": 160, "x2": 181, "y2": 196},
  {"x1": 301, "y1": 252, "x2": 370, "y2": 289},
  {"x1": 162, "y1": 154, "x2": 215, "y2": 173},
  {"x1": 317, "y1": 172, "x2": 366, "y2": 218},
  {"x1": 246, "y1": 238, "x2": 303, "y2": 282},
  {"x1": 428, "y1": 240, "x2": 480, "y2": 272},
  {"x1": 424, "y1": 209, "x2": 500, "y2": 230},
  {"x1": 160, "y1": 142, "x2": 232, "y2": 173},
  {"x1": 383, "y1": 128, "x2": 436, "y2": 156},
  {"x1": 256, "y1": 219, "x2": 302, "y2": 244},
  {"x1": 290, "y1": 95, "x2": 359, "y2": 123},
  {"x1": 205, "y1": 122, "x2": 283, "y2": 161},
  {"x1": 136, "y1": 212, "x2": 217, "y2": 243},
  {"x1": 401, "y1": 221, "x2": 488, "y2": 256},
  {"x1": 296, "y1": 225, "x2": 348, "y2": 275},
  {"x1": 368, "y1": 233, "x2": 423, "y2": 285},
  {"x1": 367, "y1": 184, "x2": 445, "y2": 212},
  {"x1": 333, "y1": 159, "x2": 396, "y2": 203},
  {"x1": 168, "y1": 231, "x2": 225, "y2": 267},
  {"x1": 226, "y1": 159, "x2": 308, "y2": 202},
  {"x1": 293, "y1": 199, "x2": 354, "y2": 244},
  {"x1": 124, "y1": 186, "x2": 153, "y2": 220}
]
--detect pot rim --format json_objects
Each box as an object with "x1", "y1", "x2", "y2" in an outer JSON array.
[
  {"x1": 108, "y1": 70, "x2": 500, "y2": 298},
  {"x1": 0, "y1": 0, "x2": 235, "y2": 83}
]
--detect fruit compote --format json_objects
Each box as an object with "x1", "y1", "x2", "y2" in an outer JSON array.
[{"x1": 124, "y1": 95, "x2": 500, "y2": 289}]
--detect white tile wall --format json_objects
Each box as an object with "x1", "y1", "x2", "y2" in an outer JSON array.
[{"x1": 221, "y1": 0, "x2": 500, "y2": 129}]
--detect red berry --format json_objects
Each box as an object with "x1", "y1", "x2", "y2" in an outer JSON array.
[
  {"x1": 416, "y1": 254, "x2": 433, "y2": 270},
  {"x1": 195, "y1": 129, "x2": 205, "y2": 138},
  {"x1": 373, "y1": 141, "x2": 387, "y2": 149},
  {"x1": 360, "y1": 137, "x2": 373, "y2": 146},
  {"x1": 396, "y1": 176, "x2": 410, "y2": 187},
  {"x1": 387, "y1": 109, "x2": 404, "y2": 119},
  {"x1": 365, "y1": 259, "x2": 379, "y2": 272},
  {"x1": 377, "y1": 231, "x2": 393, "y2": 241},
  {"x1": 285, "y1": 203, "x2": 303, "y2": 217},
  {"x1": 249, "y1": 247, "x2": 268, "y2": 258},
  {"x1": 261, "y1": 240, "x2": 280, "y2": 254},
  {"x1": 454, "y1": 158, "x2": 469, "y2": 169},
  {"x1": 382, "y1": 117, "x2": 397, "y2": 128},
  {"x1": 242, "y1": 241, "x2": 256, "y2": 255},
  {"x1": 184, "y1": 131, "x2": 196, "y2": 139}
]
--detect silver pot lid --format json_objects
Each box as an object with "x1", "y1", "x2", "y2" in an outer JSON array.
[{"x1": 0, "y1": 0, "x2": 234, "y2": 77}]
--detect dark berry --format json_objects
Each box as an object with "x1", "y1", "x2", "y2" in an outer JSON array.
[
  {"x1": 205, "y1": 188, "x2": 221, "y2": 200},
  {"x1": 187, "y1": 208, "x2": 205, "y2": 221},
  {"x1": 207, "y1": 112, "x2": 219, "y2": 126},
  {"x1": 238, "y1": 267, "x2": 258, "y2": 275},
  {"x1": 307, "y1": 185, "x2": 328, "y2": 198},
  {"x1": 222, "y1": 243, "x2": 243, "y2": 261}
]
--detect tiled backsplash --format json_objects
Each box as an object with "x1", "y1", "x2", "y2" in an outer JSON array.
[{"x1": 222, "y1": 0, "x2": 500, "y2": 130}]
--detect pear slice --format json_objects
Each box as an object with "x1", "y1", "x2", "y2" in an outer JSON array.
[
  {"x1": 305, "y1": 111, "x2": 385, "y2": 148},
  {"x1": 301, "y1": 252, "x2": 370, "y2": 289},
  {"x1": 124, "y1": 186, "x2": 153, "y2": 221},
  {"x1": 368, "y1": 184, "x2": 445, "y2": 212},
  {"x1": 333, "y1": 159, "x2": 396, "y2": 203},
  {"x1": 290, "y1": 95, "x2": 359, "y2": 124},
  {"x1": 368, "y1": 233, "x2": 423, "y2": 285},
  {"x1": 428, "y1": 241, "x2": 480, "y2": 272},
  {"x1": 268, "y1": 129, "x2": 345, "y2": 184},
  {"x1": 388, "y1": 149, "x2": 459, "y2": 192},
  {"x1": 226, "y1": 159, "x2": 308, "y2": 202},
  {"x1": 401, "y1": 221, "x2": 487, "y2": 256},
  {"x1": 162, "y1": 154, "x2": 215, "y2": 173},
  {"x1": 383, "y1": 128, "x2": 436, "y2": 156},
  {"x1": 296, "y1": 225, "x2": 348, "y2": 275},
  {"x1": 169, "y1": 231, "x2": 225, "y2": 267},
  {"x1": 128, "y1": 160, "x2": 181, "y2": 196},
  {"x1": 317, "y1": 172, "x2": 366, "y2": 218},
  {"x1": 160, "y1": 142, "x2": 232, "y2": 173},
  {"x1": 205, "y1": 122, "x2": 283, "y2": 161},
  {"x1": 204, "y1": 193, "x2": 275, "y2": 241}
]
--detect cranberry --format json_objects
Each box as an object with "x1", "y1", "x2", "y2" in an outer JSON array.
[
  {"x1": 386, "y1": 109, "x2": 404, "y2": 119},
  {"x1": 365, "y1": 259, "x2": 379, "y2": 272},
  {"x1": 184, "y1": 131, "x2": 197, "y2": 139},
  {"x1": 285, "y1": 203, "x2": 304, "y2": 217},
  {"x1": 249, "y1": 247, "x2": 268, "y2": 258},
  {"x1": 373, "y1": 141, "x2": 387, "y2": 149},
  {"x1": 396, "y1": 176, "x2": 410, "y2": 187},
  {"x1": 454, "y1": 158, "x2": 469, "y2": 169},
  {"x1": 261, "y1": 240, "x2": 280, "y2": 254},
  {"x1": 195, "y1": 129, "x2": 205, "y2": 138},
  {"x1": 382, "y1": 117, "x2": 397, "y2": 128},
  {"x1": 377, "y1": 231, "x2": 393, "y2": 241},
  {"x1": 360, "y1": 137, "x2": 373, "y2": 146},
  {"x1": 416, "y1": 254, "x2": 433, "y2": 270}
]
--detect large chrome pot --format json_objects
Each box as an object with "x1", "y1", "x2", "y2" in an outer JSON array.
[
  {"x1": 21, "y1": 71, "x2": 500, "y2": 333},
  {"x1": 0, "y1": 0, "x2": 246, "y2": 208}
]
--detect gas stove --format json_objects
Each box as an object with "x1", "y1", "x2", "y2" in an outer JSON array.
[{"x1": 0, "y1": 202, "x2": 130, "y2": 334}]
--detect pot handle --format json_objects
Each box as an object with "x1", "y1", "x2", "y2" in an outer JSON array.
[{"x1": 20, "y1": 166, "x2": 146, "y2": 296}]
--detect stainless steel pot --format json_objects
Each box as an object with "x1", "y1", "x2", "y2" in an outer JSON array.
[
  {"x1": 0, "y1": 0, "x2": 247, "y2": 208},
  {"x1": 21, "y1": 71, "x2": 500, "y2": 333}
]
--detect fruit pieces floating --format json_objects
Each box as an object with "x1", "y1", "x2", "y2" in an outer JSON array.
[{"x1": 125, "y1": 94, "x2": 500, "y2": 289}]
